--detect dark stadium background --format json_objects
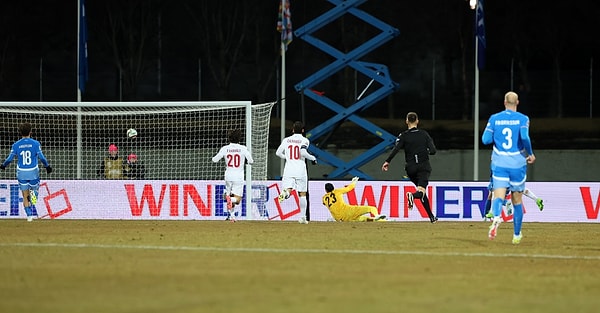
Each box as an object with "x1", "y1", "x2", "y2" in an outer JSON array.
[{"x1": 1, "y1": 0, "x2": 598, "y2": 149}]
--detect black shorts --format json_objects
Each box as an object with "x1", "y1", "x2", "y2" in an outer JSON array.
[{"x1": 405, "y1": 162, "x2": 432, "y2": 188}]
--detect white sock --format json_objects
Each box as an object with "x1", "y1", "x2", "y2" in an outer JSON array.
[
  {"x1": 299, "y1": 196, "x2": 307, "y2": 218},
  {"x1": 231, "y1": 199, "x2": 239, "y2": 217},
  {"x1": 524, "y1": 189, "x2": 538, "y2": 200}
]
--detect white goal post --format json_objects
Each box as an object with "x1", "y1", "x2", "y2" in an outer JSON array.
[{"x1": 0, "y1": 101, "x2": 275, "y2": 215}]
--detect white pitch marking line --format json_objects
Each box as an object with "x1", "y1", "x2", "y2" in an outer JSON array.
[{"x1": 1, "y1": 242, "x2": 600, "y2": 261}]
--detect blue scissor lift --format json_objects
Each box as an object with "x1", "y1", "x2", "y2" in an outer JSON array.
[{"x1": 294, "y1": 0, "x2": 401, "y2": 179}]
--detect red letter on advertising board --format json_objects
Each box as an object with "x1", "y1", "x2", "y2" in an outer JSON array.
[
  {"x1": 404, "y1": 186, "x2": 433, "y2": 218},
  {"x1": 580, "y1": 187, "x2": 600, "y2": 219},
  {"x1": 357, "y1": 185, "x2": 385, "y2": 215},
  {"x1": 125, "y1": 184, "x2": 166, "y2": 216},
  {"x1": 346, "y1": 185, "x2": 399, "y2": 217},
  {"x1": 183, "y1": 184, "x2": 212, "y2": 216},
  {"x1": 388, "y1": 185, "x2": 400, "y2": 218},
  {"x1": 170, "y1": 185, "x2": 179, "y2": 216},
  {"x1": 346, "y1": 185, "x2": 385, "y2": 215}
]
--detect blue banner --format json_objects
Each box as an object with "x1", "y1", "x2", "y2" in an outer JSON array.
[{"x1": 476, "y1": 0, "x2": 486, "y2": 70}]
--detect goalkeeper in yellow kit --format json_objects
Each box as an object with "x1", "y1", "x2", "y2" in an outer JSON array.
[{"x1": 322, "y1": 177, "x2": 386, "y2": 222}]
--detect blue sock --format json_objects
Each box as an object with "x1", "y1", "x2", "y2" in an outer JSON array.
[
  {"x1": 24, "y1": 206, "x2": 32, "y2": 217},
  {"x1": 513, "y1": 203, "x2": 524, "y2": 235},
  {"x1": 492, "y1": 197, "x2": 503, "y2": 217}
]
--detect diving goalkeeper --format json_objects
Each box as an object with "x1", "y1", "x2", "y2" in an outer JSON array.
[{"x1": 322, "y1": 177, "x2": 386, "y2": 222}]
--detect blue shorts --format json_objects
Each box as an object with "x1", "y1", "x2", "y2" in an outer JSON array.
[
  {"x1": 488, "y1": 175, "x2": 512, "y2": 194},
  {"x1": 490, "y1": 165, "x2": 526, "y2": 192},
  {"x1": 17, "y1": 168, "x2": 41, "y2": 191},
  {"x1": 18, "y1": 178, "x2": 40, "y2": 191}
]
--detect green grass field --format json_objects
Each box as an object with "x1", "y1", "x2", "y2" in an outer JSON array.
[{"x1": 1, "y1": 220, "x2": 599, "y2": 313}]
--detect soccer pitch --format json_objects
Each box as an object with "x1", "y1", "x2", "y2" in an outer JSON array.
[{"x1": 1, "y1": 220, "x2": 599, "y2": 313}]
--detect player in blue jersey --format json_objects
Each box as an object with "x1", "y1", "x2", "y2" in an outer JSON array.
[
  {"x1": 482, "y1": 91, "x2": 535, "y2": 244},
  {"x1": 0, "y1": 122, "x2": 53, "y2": 221}
]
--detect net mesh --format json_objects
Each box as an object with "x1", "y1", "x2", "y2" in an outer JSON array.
[{"x1": 0, "y1": 101, "x2": 275, "y2": 181}]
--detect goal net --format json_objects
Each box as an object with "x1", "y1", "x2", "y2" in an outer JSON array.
[{"x1": 0, "y1": 101, "x2": 275, "y2": 181}]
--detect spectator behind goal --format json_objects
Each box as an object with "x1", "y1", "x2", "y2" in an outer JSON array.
[
  {"x1": 124, "y1": 153, "x2": 145, "y2": 179},
  {"x1": 97, "y1": 144, "x2": 125, "y2": 179}
]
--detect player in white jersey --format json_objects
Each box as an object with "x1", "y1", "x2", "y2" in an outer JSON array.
[
  {"x1": 275, "y1": 121, "x2": 316, "y2": 224},
  {"x1": 0, "y1": 122, "x2": 53, "y2": 222},
  {"x1": 212, "y1": 129, "x2": 253, "y2": 222},
  {"x1": 482, "y1": 91, "x2": 536, "y2": 244}
]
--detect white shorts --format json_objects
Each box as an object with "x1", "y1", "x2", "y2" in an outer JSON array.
[
  {"x1": 226, "y1": 180, "x2": 245, "y2": 197},
  {"x1": 281, "y1": 176, "x2": 308, "y2": 193}
]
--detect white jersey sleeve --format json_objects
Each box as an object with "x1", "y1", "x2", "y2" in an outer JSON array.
[
  {"x1": 211, "y1": 146, "x2": 227, "y2": 163},
  {"x1": 275, "y1": 142, "x2": 286, "y2": 159},
  {"x1": 300, "y1": 146, "x2": 316, "y2": 161},
  {"x1": 244, "y1": 146, "x2": 254, "y2": 165}
]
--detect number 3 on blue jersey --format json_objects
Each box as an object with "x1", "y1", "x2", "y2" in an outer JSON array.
[{"x1": 501, "y1": 127, "x2": 512, "y2": 150}]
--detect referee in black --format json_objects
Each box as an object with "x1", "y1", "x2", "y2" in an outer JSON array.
[{"x1": 382, "y1": 112, "x2": 438, "y2": 223}]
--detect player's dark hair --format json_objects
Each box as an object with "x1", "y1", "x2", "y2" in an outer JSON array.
[
  {"x1": 19, "y1": 122, "x2": 32, "y2": 136},
  {"x1": 406, "y1": 112, "x2": 418, "y2": 123},
  {"x1": 228, "y1": 129, "x2": 241, "y2": 143},
  {"x1": 325, "y1": 183, "x2": 334, "y2": 192},
  {"x1": 292, "y1": 121, "x2": 304, "y2": 134}
]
